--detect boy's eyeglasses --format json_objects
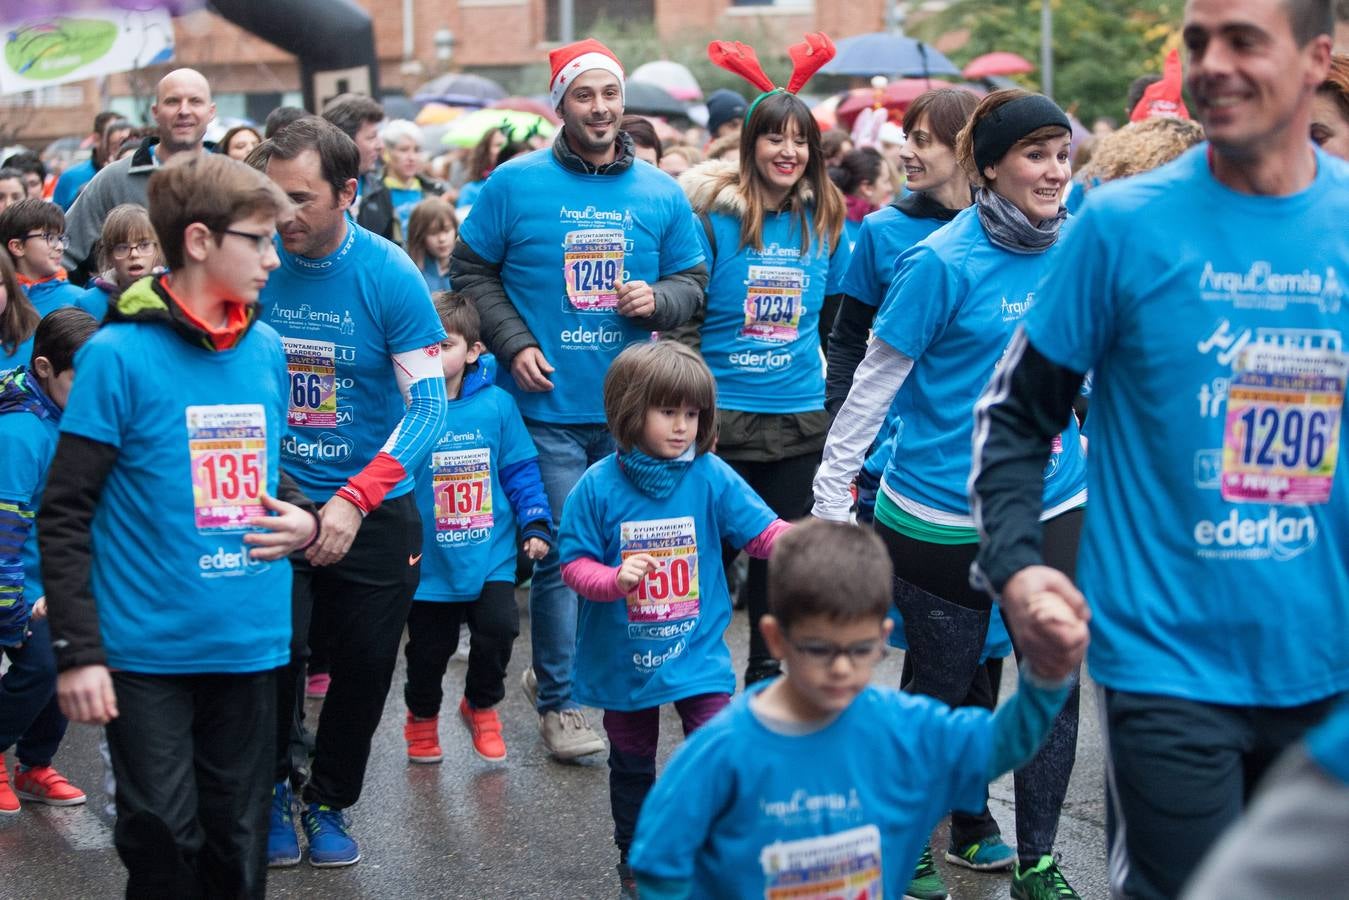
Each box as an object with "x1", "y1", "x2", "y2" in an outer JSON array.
[
  {"x1": 788, "y1": 639, "x2": 886, "y2": 667},
  {"x1": 111, "y1": 240, "x2": 157, "y2": 260},
  {"x1": 22, "y1": 232, "x2": 69, "y2": 249},
  {"x1": 218, "y1": 228, "x2": 277, "y2": 255}
]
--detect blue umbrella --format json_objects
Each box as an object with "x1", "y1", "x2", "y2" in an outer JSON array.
[{"x1": 820, "y1": 32, "x2": 962, "y2": 79}]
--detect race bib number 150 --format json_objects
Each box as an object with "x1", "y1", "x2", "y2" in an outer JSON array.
[{"x1": 620, "y1": 516, "x2": 700, "y2": 623}]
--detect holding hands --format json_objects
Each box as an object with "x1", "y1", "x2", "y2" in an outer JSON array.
[
  {"x1": 614, "y1": 277, "x2": 655, "y2": 318},
  {"x1": 1000, "y1": 565, "x2": 1091, "y2": 682}
]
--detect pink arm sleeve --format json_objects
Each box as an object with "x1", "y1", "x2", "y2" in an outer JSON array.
[
  {"x1": 561, "y1": 557, "x2": 626, "y2": 602},
  {"x1": 743, "y1": 519, "x2": 792, "y2": 560}
]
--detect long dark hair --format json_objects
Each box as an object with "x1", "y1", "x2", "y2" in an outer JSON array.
[
  {"x1": 735, "y1": 91, "x2": 844, "y2": 255},
  {"x1": 0, "y1": 253, "x2": 39, "y2": 357}
]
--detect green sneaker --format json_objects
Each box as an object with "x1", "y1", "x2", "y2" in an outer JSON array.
[
  {"x1": 904, "y1": 845, "x2": 950, "y2": 900},
  {"x1": 1011, "y1": 855, "x2": 1080, "y2": 900},
  {"x1": 946, "y1": 833, "x2": 1016, "y2": 871}
]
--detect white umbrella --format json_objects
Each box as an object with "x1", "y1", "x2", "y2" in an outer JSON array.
[{"x1": 629, "y1": 60, "x2": 703, "y2": 102}]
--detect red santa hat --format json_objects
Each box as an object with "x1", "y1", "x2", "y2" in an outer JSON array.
[{"x1": 549, "y1": 38, "x2": 625, "y2": 110}]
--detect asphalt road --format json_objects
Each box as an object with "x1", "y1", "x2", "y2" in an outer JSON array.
[{"x1": 0, "y1": 591, "x2": 1109, "y2": 899}]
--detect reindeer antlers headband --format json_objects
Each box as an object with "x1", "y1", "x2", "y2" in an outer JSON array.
[{"x1": 707, "y1": 33, "x2": 836, "y2": 124}]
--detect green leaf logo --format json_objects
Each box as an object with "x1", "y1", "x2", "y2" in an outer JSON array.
[{"x1": 6, "y1": 18, "x2": 119, "y2": 82}]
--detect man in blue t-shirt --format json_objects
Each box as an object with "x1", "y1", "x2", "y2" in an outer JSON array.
[
  {"x1": 450, "y1": 37, "x2": 707, "y2": 761},
  {"x1": 969, "y1": 2, "x2": 1348, "y2": 898},
  {"x1": 251, "y1": 117, "x2": 449, "y2": 868}
]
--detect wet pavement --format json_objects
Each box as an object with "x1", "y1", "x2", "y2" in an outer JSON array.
[{"x1": 0, "y1": 591, "x2": 1109, "y2": 899}]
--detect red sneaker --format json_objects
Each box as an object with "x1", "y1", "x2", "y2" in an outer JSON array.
[
  {"x1": 404, "y1": 712, "x2": 442, "y2": 764},
  {"x1": 305, "y1": 673, "x2": 331, "y2": 699},
  {"x1": 14, "y1": 765, "x2": 86, "y2": 807},
  {"x1": 459, "y1": 697, "x2": 507, "y2": 761},
  {"x1": 0, "y1": 759, "x2": 19, "y2": 815}
]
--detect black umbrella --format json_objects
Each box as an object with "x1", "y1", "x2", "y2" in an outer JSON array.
[
  {"x1": 622, "y1": 82, "x2": 688, "y2": 118},
  {"x1": 380, "y1": 95, "x2": 424, "y2": 121},
  {"x1": 412, "y1": 73, "x2": 507, "y2": 108}
]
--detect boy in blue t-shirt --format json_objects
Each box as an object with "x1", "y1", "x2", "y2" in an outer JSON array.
[
  {"x1": 0, "y1": 199, "x2": 95, "y2": 318},
  {"x1": 402, "y1": 293, "x2": 552, "y2": 765},
  {"x1": 40, "y1": 154, "x2": 320, "y2": 898},
  {"x1": 0, "y1": 307, "x2": 98, "y2": 815},
  {"x1": 628, "y1": 519, "x2": 1087, "y2": 899}
]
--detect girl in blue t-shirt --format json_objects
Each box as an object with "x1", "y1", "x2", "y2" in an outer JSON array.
[
  {"x1": 672, "y1": 89, "x2": 848, "y2": 688},
  {"x1": 0, "y1": 253, "x2": 40, "y2": 372},
  {"x1": 81, "y1": 204, "x2": 164, "y2": 323},
  {"x1": 558, "y1": 341, "x2": 789, "y2": 894},
  {"x1": 405, "y1": 198, "x2": 457, "y2": 294},
  {"x1": 815, "y1": 89, "x2": 1088, "y2": 897}
]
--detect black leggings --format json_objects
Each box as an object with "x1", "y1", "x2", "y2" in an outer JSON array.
[
  {"x1": 403, "y1": 583, "x2": 520, "y2": 716},
  {"x1": 724, "y1": 452, "x2": 821, "y2": 675},
  {"x1": 879, "y1": 507, "x2": 1084, "y2": 861}
]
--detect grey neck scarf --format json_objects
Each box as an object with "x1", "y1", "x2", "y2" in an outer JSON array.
[{"x1": 975, "y1": 187, "x2": 1066, "y2": 254}]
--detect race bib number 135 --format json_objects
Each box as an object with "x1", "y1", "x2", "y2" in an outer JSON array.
[{"x1": 186, "y1": 404, "x2": 267, "y2": 532}]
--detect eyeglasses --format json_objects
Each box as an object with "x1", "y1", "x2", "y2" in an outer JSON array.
[
  {"x1": 788, "y1": 639, "x2": 886, "y2": 668},
  {"x1": 22, "y1": 232, "x2": 69, "y2": 250},
  {"x1": 111, "y1": 240, "x2": 157, "y2": 260},
  {"x1": 218, "y1": 228, "x2": 277, "y2": 255}
]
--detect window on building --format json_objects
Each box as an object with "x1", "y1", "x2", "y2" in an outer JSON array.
[{"x1": 544, "y1": 0, "x2": 655, "y2": 43}]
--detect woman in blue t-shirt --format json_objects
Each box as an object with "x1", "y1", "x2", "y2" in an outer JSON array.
[
  {"x1": 0, "y1": 253, "x2": 39, "y2": 372},
  {"x1": 672, "y1": 90, "x2": 849, "y2": 686},
  {"x1": 814, "y1": 89, "x2": 1088, "y2": 898}
]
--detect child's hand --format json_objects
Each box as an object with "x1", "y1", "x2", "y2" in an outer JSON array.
[
  {"x1": 617, "y1": 554, "x2": 658, "y2": 592},
  {"x1": 1024, "y1": 590, "x2": 1090, "y2": 682},
  {"x1": 31, "y1": 596, "x2": 46, "y2": 620},
  {"x1": 522, "y1": 537, "x2": 549, "y2": 561},
  {"x1": 244, "y1": 493, "x2": 319, "y2": 561}
]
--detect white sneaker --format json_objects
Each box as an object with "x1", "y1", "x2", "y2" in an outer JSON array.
[
  {"x1": 539, "y1": 709, "x2": 605, "y2": 760},
  {"x1": 520, "y1": 666, "x2": 539, "y2": 708}
]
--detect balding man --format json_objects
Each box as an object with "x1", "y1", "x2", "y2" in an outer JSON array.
[{"x1": 64, "y1": 68, "x2": 215, "y2": 282}]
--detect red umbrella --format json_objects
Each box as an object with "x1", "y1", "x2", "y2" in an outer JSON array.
[
  {"x1": 489, "y1": 96, "x2": 561, "y2": 125},
  {"x1": 835, "y1": 79, "x2": 956, "y2": 128},
  {"x1": 963, "y1": 52, "x2": 1035, "y2": 80}
]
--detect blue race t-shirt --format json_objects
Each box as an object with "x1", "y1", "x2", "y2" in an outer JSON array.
[
  {"x1": 60, "y1": 317, "x2": 292, "y2": 674},
  {"x1": 53, "y1": 158, "x2": 95, "y2": 211},
  {"x1": 629, "y1": 684, "x2": 992, "y2": 896},
  {"x1": 388, "y1": 182, "x2": 422, "y2": 238},
  {"x1": 0, "y1": 393, "x2": 58, "y2": 607},
  {"x1": 838, "y1": 204, "x2": 952, "y2": 309},
  {"x1": 699, "y1": 209, "x2": 850, "y2": 413},
  {"x1": 415, "y1": 368, "x2": 538, "y2": 602},
  {"x1": 559, "y1": 453, "x2": 776, "y2": 710},
  {"x1": 874, "y1": 206, "x2": 1087, "y2": 522},
  {"x1": 459, "y1": 149, "x2": 704, "y2": 423},
  {"x1": 1026, "y1": 145, "x2": 1349, "y2": 706},
  {"x1": 1308, "y1": 695, "x2": 1349, "y2": 785},
  {"x1": 80, "y1": 282, "x2": 112, "y2": 322},
  {"x1": 26, "y1": 278, "x2": 90, "y2": 318},
  {"x1": 260, "y1": 222, "x2": 446, "y2": 501}
]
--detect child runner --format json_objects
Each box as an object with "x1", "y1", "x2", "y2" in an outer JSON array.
[
  {"x1": 82, "y1": 203, "x2": 163, "y2": 322},
  {"x1": 402, "y1": 292, "x2": 552, "y2": 764},
  {"x1": 41, "y1": 153, "x2": 319, "y2": 898},
  {"x1": 0, "y1": 254, "x2": 40, "y2": 371},
  {"x1": 406, "y1": 198, "x2": 458, "y2": 294},
  {"x1": 0, "y1": 307, "x2": 97, "y2": 815},
  {"x1": 627, "y1": 519, "x2": 1086, "y2": 898},
  {"x1": 558, "y1": 340, "x2": 790, "y2": 897},
  {"x1": 0, "y1": 199, "x2": 93, "y2": 318}
]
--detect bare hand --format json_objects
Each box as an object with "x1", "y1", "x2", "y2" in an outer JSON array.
[
  {"x1": 31, "y1": 596, "x2": 46, "y2": 620},
  {"x1": 522, "y1": 537, "x2": 549, "y2": 561},
  {"x1": 617, "y1": 554, "x2": 658, "y2": 592},
  {"x1": 305, "y1": 495, "x2": 364, "y2": 566},
  {"x1": 244, "y1": 493, "x2": 319, "y2": 561},
  {"x1": 614, "y1": 278, "x2": 656, "y2": 318},
  {"x1": 1000, "y1": 565, "x2": 1090, "y2": 682},
  {"x1": 58, "y1": 665, "x2": 118, "y2": 725},
  {"x1": 511, "y1": 347, "x2": 556, "y2": 392}
]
